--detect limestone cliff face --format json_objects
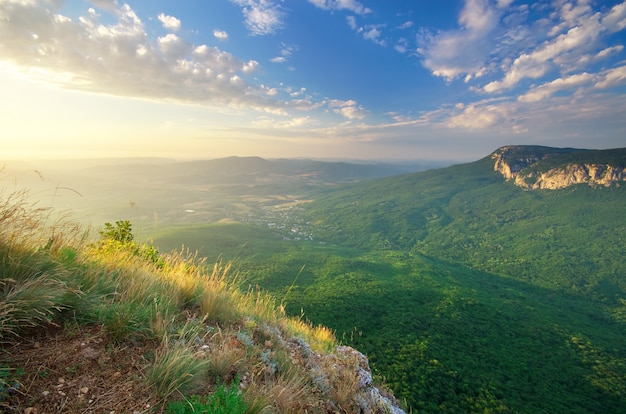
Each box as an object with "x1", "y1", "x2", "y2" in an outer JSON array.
[{"x1": 491, "y1": 145, "x2": 626, "y2": 190}]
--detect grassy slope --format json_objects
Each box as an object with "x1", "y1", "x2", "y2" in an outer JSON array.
[{"x1": 0, "y1": 197, "x2": 401, "y2": 413}]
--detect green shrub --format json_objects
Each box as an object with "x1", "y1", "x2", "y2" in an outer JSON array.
[{"x1": 166, "y1": 381, "x2": 247, "y2": 414}]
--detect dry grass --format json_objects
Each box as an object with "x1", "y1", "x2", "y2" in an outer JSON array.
[
  {"x1": 145, "y1": 341, "x2": 210, "y2": 398},
  {"x1": 0, "y1": 187, "x2": 401, "y2": 413}
]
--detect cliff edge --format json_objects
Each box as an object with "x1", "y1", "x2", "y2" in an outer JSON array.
[{"x1": 491, "y1": 145, "x2": 626, "y2": 190}]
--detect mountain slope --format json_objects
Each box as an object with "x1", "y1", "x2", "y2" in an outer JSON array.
[{"x1": 303, "y1": 146, "x2": 626, "y2": 301}]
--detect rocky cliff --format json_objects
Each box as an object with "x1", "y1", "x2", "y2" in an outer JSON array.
[{"x1": 491, "y1": 145, "x2": 626, "y2": 190}]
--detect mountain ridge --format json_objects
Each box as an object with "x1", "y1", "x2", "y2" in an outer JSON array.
[{"x1": 491, "y1": 145, "x2": 626, "y2": 189}]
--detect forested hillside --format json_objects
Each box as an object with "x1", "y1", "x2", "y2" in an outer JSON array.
[
  {"x1": 153, "y1": 146, "x2": 626, "y2": 412},
  {"x1": 303, "y1": 148, "x2": 626, "y2": 303}
]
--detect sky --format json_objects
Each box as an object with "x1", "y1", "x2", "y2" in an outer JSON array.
[{"x1": 1, "y1": 0, "x2": 626, "y2": 162}]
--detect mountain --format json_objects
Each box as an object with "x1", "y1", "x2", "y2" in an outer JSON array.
[
  {"x1": 303, "y1": 145, "x2": 626, "y2": 300},
  {"x1": 492, "y1": 145, "x2": 626, "y2": 189}
]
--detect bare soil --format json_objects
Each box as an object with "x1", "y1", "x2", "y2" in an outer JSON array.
[{"x1": 1, "y1": 325, "x2": 163, "y2": 413}]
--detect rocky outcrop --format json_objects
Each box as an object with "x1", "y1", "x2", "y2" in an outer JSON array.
[
  {"x1": 491, "y1": 145, "x2": 626, "y2": 190},
  {"x1": 514, "y1": 163, "x2": 626, "y2": 190},
  {"x1": 289, "y1": 338, "x2": 406, "y2": 414}
]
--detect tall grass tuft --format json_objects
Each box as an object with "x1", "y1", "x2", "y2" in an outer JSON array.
[
  {"x1": 145, "y1": 340, "x2": 209, "y2": 398},
  {"x1": 0, "y1": 272, "x2": 71, "y2": 340},
  {"x1": 0, "y1": 187, "x2": 81, "y2": 340},
  {"x1": 283, "y1": 317, "x2": 336, "y2": 353}
]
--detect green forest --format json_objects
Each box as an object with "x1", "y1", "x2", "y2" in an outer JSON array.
[{"x1": 153, "y1": 151, "x2": 626, "y2": 412}]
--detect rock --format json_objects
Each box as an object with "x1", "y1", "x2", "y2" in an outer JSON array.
[
  {"x1": 81, "y1": 346, "x2": 100, "y2": 360},
  {"x1": 24, "y1": 408, "x2": 37, "y2": 414},
  {"x1": 335, "y1": 346, "x2": 406, "y2": 414},
  {"x1": 491, "y1": 146, "x2": 626, "y2": 190}
]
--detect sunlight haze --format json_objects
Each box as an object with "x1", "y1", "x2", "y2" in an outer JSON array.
[{"x1": 1, "y1": 0, "x2": 626, "y2": 161}]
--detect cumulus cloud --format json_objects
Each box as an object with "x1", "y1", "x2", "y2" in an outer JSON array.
[
  {"x1": 414, "y1": 0, "x2": 626, "y2": 138},
  {"x1": 230, "y1": 0, "x2": 284, "y2": 35},
  {"x1": 361, "y1": 25, "x2": 385, "y2": 46},
  {"x1": 482, "y1": 0, "x2": 626, "y2": 93},
  {"x1": 419, "y1": 0, "x2": 626, "y2": 91},
  {"x1": 328, "y1": 99, "x2": 367, "y2": 120},
  {"x1": 213, "y1": 29, "x2": 228, "y2": 40},
  {"x1": 446, "y1": 102, "x2": 504, "y2": 129},
  {"x1": 307, "y1": 0, "x2": 371, "y2": 15},
  {"x1": 0, "y1": 0, "x2": 284, "y2": 113},
  {"x1": 594, "y1": 65, "x2": 626, "y2": 89},
  {"x1": 158, "y1": 13, "x2": 181, "y2": 31},
  {"x1": 394, "y1": 38, "x2": 408, "y2": 54},
  {"x1": 345, "y1": 17, "x2": 387, "y2": 46},
  {"x1": 418, "y1": 0, "x2": 502, "y2": 82}
]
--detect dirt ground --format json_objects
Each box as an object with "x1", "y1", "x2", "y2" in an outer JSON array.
[{"x1": 1, "y1": 325, "x2": 163, "y2": 413}]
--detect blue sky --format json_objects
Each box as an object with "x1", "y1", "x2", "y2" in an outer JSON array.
[{"x1": 1, "y1": 0, "x2": 625, "y2": 161}]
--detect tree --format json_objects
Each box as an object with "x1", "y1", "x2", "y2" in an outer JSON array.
[{"x1": 100, "y1": 220, "x2": 134, "y2": 244}]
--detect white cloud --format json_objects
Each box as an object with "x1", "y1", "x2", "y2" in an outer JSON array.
[
  {"x1": 271, "y1": 43, "x2": 298, "y2": 64},
  {"x1": 230, "y1": 0, "x2": 284, "y2": 35},
  {"x1": 601, "y1": 1, "x2": 626, "y2": 31},
  {"x1": 307, "y1": 0, "x2": 371, "y2": 15},
  {"x1": 446, "y1": 102, "x2": 503, "y2": 129},
  {"x1": 0, "y1": 0, "x2": 285, "y2": 113},
  {"x1": 213, "y1": 29, "x2": 229, "y2": 40},
  {"x1": 594, "y1": 65, "x2": 626, "y2": 89},
  {"x1": 419, "y1": 0, "x2": 626, "y2": 95},
  {"x1": 394, "y1": 38, "x2": 408, "y2": 54},
  {"x1": 345, "y1": 17, "x2": 387, "y2": 46},
  {"x1": 346, "y1": 15, "x2": 357, "y2": 30},
  {"x1": 158, "y1": 33, "x2": 186, "y2": 58},
  {"x1": 418, "y1": 0, "x2": 502, "y2": 82},
  {"x1": 158, "y1": 13, "x2": 181, "y2": 32},
  {"x1": 595, "y1": 45, "x2": 624, "y2": 59},
  {"x1": 362, "y1": 25, "x2": 385, "y2": 46},
  {"x1": 254, "y1": 115, "x2": 313, "y2": 129},
  {"x1": 482, "y1": 0, "x2": 626, "y2": 94},
  {"x1": 328, "y1": 99, "x2": 366, "y2": 119},
  {"x1": 518, "y1": 72, "x2": 594, "y2": 102}
]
